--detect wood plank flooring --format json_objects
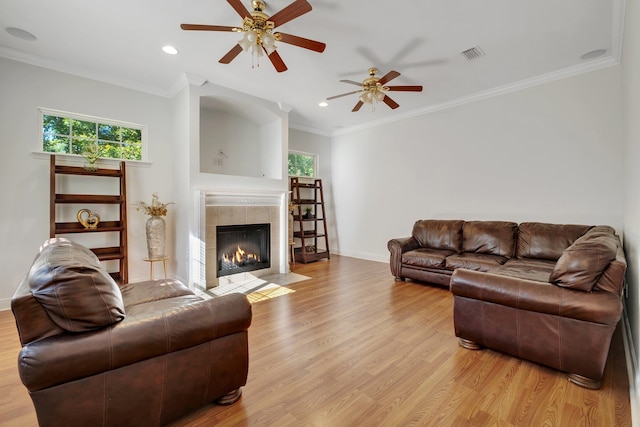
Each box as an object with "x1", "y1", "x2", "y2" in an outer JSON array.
[{"x1": 0, "y1": 255, "x2": 631, "y2": 426}]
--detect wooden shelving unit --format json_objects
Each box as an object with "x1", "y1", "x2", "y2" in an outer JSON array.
[
  {"x1": 50, "y1": 155, "x2": 128, "y2": 283},
  {"x1": 290, "y1": 177, "x2": 330, "y2": 264}
]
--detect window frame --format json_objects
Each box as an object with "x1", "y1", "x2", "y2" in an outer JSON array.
[
  {"x1": 288, "y1": 150, "x2": 318, "y2": 178},
  {"x1": 38, "y1": 107, "x2": 148, "y2": 163}
]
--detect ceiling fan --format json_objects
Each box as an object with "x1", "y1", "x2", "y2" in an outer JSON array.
[
  {"x1": 180, "y1": 0, "x2": 326, "y2": 72},
  {"x1": 327, "y1": 68, "x2": 423, "y2": 112}
]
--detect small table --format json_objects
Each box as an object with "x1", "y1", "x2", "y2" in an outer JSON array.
[{"x1": 144, "y1": 256, "x2": 169, "y2": 280}]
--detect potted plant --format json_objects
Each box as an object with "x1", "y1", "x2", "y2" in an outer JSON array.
[
  {"x1": 303, "y1": 207, "x2": 313, "y2": 219},
  {"x1": 81, "y1": 142, "x2": 101, "y2": 171}
]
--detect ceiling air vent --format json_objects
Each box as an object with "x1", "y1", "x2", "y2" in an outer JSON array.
[{"x1": 461, "y1": 46, "x2": 485, "y2": 61}]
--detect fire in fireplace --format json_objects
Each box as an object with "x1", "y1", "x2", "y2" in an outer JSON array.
[{"x1": 216, "y1": 223, "x2": 270, "y2": 277}]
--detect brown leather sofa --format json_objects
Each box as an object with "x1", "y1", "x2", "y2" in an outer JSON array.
[
  {"x1": 12, "y1": 238, "x2": 252, "y2": 426},
  {"x1": 388, "y1": 220, "x2": 626, "y2": 388}
]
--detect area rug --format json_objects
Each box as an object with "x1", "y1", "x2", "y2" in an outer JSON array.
[{"x1": 197, "y1": 272, "x2": 310, "y2": 303}]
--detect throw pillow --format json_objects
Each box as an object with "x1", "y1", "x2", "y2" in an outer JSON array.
[
  {"x1": 549, "y1": 234, "x2": 617, "y2": 292},
  {"x1": 28, "y1": 238, "x2": 125, "y2": 332}
]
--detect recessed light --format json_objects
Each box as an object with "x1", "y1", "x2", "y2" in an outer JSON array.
[
  {"x1": 162, "y1": 45, "x2": 178, "y2": 55},
  {"x1": 580, "y1": 49, "x2": 607, "y2": 60},
  {"x1": 318, "y1": 101, "x2": 328, "y2": 107},
  {"x1": 5, "y1": 27, "x2": 37, "y2": 41}
]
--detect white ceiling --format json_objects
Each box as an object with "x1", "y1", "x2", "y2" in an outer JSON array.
[{"x1": 0, "y1": 0, "x2": 625, "y2": 136}]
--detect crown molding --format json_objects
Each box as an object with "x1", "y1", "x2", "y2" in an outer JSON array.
[{"x1": 0, "y1": 46, "x2": 175, "y2": 98}]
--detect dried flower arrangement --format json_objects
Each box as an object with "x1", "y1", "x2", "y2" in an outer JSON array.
[{"x1": 133, "y1": 193, "x2": 174, "y2": 216}]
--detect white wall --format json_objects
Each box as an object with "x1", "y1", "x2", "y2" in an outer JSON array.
[
  {"x1": 188, "y1": 82, "x2": 288, "y2": 193},
  {"x1": 622, "y1": 0, "x2": 640, "y2": 414},
  {"x1": 260, "y1": 121, "x2": 283, "y2": 180},
  {"x1": 331, "y1": 66, "x2": 623, "y2": 262},
  {"x1": 0, "y1": 57, "x2": 176, "y2": 309},
  {"x1": 200, "y1": 108, "x2": 260, "y2": 176}
]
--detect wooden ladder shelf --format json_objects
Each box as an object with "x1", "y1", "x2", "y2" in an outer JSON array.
[
  {"x1": 49, "y1": 155, "x2": 128, "y2": 283},
  {"x1": 290, "y1": 177, "x2": 330, "y2": 264}
]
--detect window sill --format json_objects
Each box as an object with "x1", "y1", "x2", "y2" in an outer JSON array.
[{"x1": 32, "y1": 151, "x2": 152, "y2": 168}]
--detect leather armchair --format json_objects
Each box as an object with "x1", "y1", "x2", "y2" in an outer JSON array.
[{"x1": 12, "y1": 238, "x2": 252, "y2": 426}]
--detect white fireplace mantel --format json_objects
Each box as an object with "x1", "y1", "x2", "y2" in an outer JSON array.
[{"x1": 204, "y1": 189, "x2": 287, "y2": 207}]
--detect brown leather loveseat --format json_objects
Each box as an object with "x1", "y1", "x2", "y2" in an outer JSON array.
[
  {"x1": 388, "y1": 220, "x2": 626, "y2": 388},
  {"x1": 12, "y1": 238, "x2": 252, "y2": 426}
]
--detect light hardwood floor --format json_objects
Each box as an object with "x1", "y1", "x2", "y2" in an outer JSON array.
[{"x1": 0, "y1": 255, "x2": 632, "y2": 426}]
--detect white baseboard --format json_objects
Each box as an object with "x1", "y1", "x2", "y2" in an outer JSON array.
[
  {"x1": 622, "y1": 306, "x2": 639, "y2": 426},
  {"x1": 331, "y1": 249, "x2": 388, "y2": 263}
]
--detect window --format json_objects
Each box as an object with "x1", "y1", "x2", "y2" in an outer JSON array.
[
  {"x1": 288, "y1": 150, "x2": 317, "y2": 177},
  {"x1": 40, "y1": 109, "x2": 144, "y2": 161}
]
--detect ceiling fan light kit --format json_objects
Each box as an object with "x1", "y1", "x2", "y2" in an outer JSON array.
[{"x1": 235, "y1": 2, "x2": 276, "y2": 64}]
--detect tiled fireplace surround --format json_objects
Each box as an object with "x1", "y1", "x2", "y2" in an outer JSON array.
[{"x1": 202, "y1": 191, "x2": 286, "y2": 289}]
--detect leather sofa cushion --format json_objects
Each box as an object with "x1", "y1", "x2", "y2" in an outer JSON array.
[
  {"x1": 28, "y1": 238, "x2": 125, "y2": 332},
  {"x1": 120, "y1": 278, "x2": 195, "y2": 308},
  {"x1": 411, "y1": 220, "x2": 463, "y2": 252},
  {"x1": 550, "y1": 232, "x2": 618, "y2": 292},
  {"x1": 402, "y1": 248, "x2": 453, "y2": 269},
  {"x1": 516, "y1": 222, "x2": 591, "y2": 261},
  {"x1": 462, "y1": 221, "x2": 517, "y2": 257},
  {"x1": 490, "y1": 258, "x2": 556, "y2": 282},
  {"x1": 445, "y1": 253, "x2": 508, "y2": 271}
]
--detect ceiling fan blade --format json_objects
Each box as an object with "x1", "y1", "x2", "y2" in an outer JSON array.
[
  {"x1": 352, "y1": 101, "x2": 364, "y2": 112},
  {"x1": 326, "y1": 90, "x2": 361, "y2": 101},
  {"x1": 269, "y1": 0, "x2": 312, "y2": 28},
  {"x1": 181, "y1": 24, "x2": 237, "y2": 32},
  {"x1": 378, "y1": 70, "x2": 401, "y2": 86},
  {"x1": 276, "y1": 33, "x2": 326, "y2": 52},
  {"x1": 386, "y1": 85, "x2": 423, "y2": 92},
  {"x1": 383, "y1": 95, "x2": 400, "y2": 109},
  {"x1": 219, "y1": 44, "x2": 244, "y2": 64},
  {"x1": 267, "y1": 50, "x2": 288, "y2": 72},
  {"x1": 227, "y1": 0, "x2": 252, "y2": 19},
  {"x1": 339, "y1": 79, "x2": 364, "y2": 87}
]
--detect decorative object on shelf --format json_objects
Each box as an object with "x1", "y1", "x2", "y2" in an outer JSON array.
[
  {"x1": 134, "y1": 193, "x2": 174, "y2": 260},
  {"x1": 303, "y1": 207, "x2": 313, "y2": 219},
  {"x1": 81, "y1": 142, "x2": 102, "y2": 171},
  {"x1": 76, "y1": 209, "x2": 100, "y2": 229}
]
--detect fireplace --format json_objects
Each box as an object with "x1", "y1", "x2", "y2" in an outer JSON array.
[
  {"x1": 198, "y1": 190, "x2": 285, "y2": 290},
  {"x1": 216, "y1": 223, "x2": 271, "y2": 278}
]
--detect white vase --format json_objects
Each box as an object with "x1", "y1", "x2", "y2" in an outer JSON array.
[{"x1": 146, "y1": 215, "x2": 166, "y2": 259}]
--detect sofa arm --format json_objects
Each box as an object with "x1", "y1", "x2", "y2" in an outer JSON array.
[
  {"x1": 18, "y1": 293, "x2": 252, "y2": 392},
  {"x1": 450, "y1": 269, "x2": 622, "y2": 326},
  {"x1": 388, "y1": 236, "x2": 420, "y2": 278}
]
